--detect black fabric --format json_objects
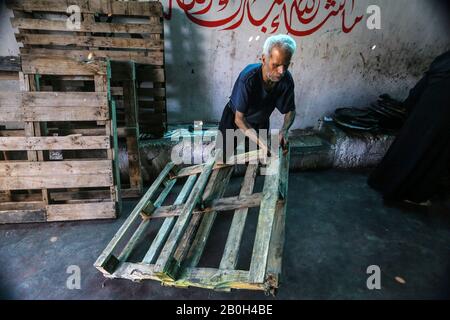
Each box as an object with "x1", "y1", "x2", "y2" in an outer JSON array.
[
  {"x1": 217, "y1": 103, "x2": 269, "y2": 163},
  {"x1": 368, "y1": 51, "x2": 450, "y2": 202}
]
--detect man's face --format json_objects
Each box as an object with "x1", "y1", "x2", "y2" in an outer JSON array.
[{"x1": 262, "y1": 46, "x2": 292, "y2": 82}]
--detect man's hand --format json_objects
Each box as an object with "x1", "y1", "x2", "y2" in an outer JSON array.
[{"x1": 279, "y1": 130, "x2": 289, "y2": 156}]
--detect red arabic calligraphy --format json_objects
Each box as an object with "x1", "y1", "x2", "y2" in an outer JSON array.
[{"x1": 163, "y1": 0, "x2": 364, "y2": 36}]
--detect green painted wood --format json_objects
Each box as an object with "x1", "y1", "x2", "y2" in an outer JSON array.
[
  {"x1": 94, "y1": 161, "x2": 175, "y2": 274},
  {"x1": 153, "y1": 157, "x2": 216, "y2": 279},
  {"x1": 249, "y1": 151, "x2": 281, "y2": 284},
  {"x1": 117, "y1": 178, "x2": 176, "y2": 262},
  {"x1": 142, "y1": 174, "x2": 198, "y2": 265},
  {"x1": 219, "y1": 164, "x2": 259, "y2": 270}
]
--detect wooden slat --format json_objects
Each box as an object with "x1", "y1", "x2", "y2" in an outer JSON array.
[
  {"x1": 46, "y1": 202, "x2": 116, "y2": 221},
  {"x1": 249, "y1": 153, "x2": 281, "y2": 284},
  {"x1": 176, "y1": 166, "x2": 234, "y2": 272},
  {"x1": 0, "y1": 135, "x2": 110, "y2": 151},
  {"x1": 8, "y1": 0, "x2": 163, "y2": 16},
  {"x1": 173, "y1": 150, "x2": 265, "y2": 179},
  {"x1": 109, "y1": 262, "x2": 263, "y2": 291},
  {"x1": 11, "y1": 17, "x2": 163, "y2": 34},
  {"x1": 24, "y1": 92, "x2": 107, "y2": 107},
  {"x1": 2, "y1": 106, "x2": 109, "y2": 122},
  {"x1": 0, "y1": 71, "x2": 19, "y2": 80},
  {"x1": 220, "y1": 164, "x2": 259, "y2": 270},
  {"x1": 150, "y1": 192, "x2": 263, "y2": 220},
  {"x1": 0, "y1": 160, "x2": 113, "y2": 189},
  {"x1": 20, "y1": 48, "x2": 164, "y2": 65},
  {"x1": 266, "y1": 147, "x2": 290, "y2": 292},
  {"x1": 142, "y1": 174, "x2": 197, "y2": 265},
  {"x1": 17, "y1": 34, "x2": 164, "y2": 50},
  {"x1": 117, "y1": 178, "x2": 176, "y2": 262},
  {"x1": 21, "y1": 55, "x2": 107, "y2": 75},
  {"x1": 153, "y1": 157, "x2": 216, "y2": 280},
  {"x1": 94, "y1": 162, "x2": 175, "y2": 274}
]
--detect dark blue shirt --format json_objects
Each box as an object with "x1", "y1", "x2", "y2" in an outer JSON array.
[{"x1": 229, "y1": 63, "x2": 295, "y2": 125}]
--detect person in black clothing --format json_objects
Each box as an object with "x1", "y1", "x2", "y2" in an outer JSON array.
[
  {"x1": 368, "y1": 50, "x2": 450, "y2": 204},
  {"x1": 217, "y1": 35, "x2": 297, "y2": 163}
]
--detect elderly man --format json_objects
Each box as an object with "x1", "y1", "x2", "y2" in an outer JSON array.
[{"x1": 217, "y1": 34, "x2": 297, "y2": 163}]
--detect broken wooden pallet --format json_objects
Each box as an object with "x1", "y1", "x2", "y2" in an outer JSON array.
[
  {"x1": 95, "y1": 147, "x2": 290, "y2": 294},
  {"x1": 8, "y1": 0, "x2": 167, "y2": 137}
]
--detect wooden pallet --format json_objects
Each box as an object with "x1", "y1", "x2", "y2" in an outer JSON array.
[
  {"x1": 8, "y1": 0, "x2": 167, "y2": 137},
  {"x1": 95, "y1": 147, "x2": 290, "y2": 294},
  {"x1": 0, "y1": 68, "x2": 121, "y2": 223}
]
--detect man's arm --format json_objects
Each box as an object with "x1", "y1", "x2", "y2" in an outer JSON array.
[
  {"x1": 234, "y1": 111, "x2": 269, "y2": 153},
  {"x1": 279, "y1": 110, "x2": 296, "y2": 154}
]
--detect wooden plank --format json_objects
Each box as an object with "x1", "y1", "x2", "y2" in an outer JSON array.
[
  {"x1": 173, "y1": 149, "x2": 265, "y2": 179},
  {"x1": 21, "y1": 55, "x2": 107, "y2": 75},
  {"x1": 220, "y1": 164, "x2": 259, "y2": 270},
  {"x1": 117, "y1": 178, "x2": 177, "y2": 262},
  {"x1": 0, "y1": 161, "x2": 113, "y2": 190},
  {"x1": 149, "y1": 192, "x2": 263, "y2": 220},
  {"x1": 0, "y1": 71, "x2": 19, "y2": 80},
  {"x1": 8, "y1": 0, "x2": 164, "y2": 16},
  {"x1": 46, "y1": 202, "x2": 116, "y2": 221},
  {"x1": 153, "y1": 157, "x2": 216, "y2": 280},
  {"x1": 0, "y1": 130, "x2": 25, "y2": 137},
  {"x1": 0, "y1": 201, "x2": 44, "y2": 211},
  {"x1": 249, "y1": 153, "x2": 281, "y2": 284},
  {"x1": 0, "y1": 159, "x2": 112, "y2": 178},
  {"x1": 94, "y1": 162, "x2": 175, "y2": 274},
  {"x1": 175, "y1": 166, "x2": 234, "y2": 273},
  {"x1": 142, "y1": 174, "x2": 197, "y2": 265},
  {"x1": 11, "y1": 17, "x2": 163, "y2": 34},
  {"x1": 20, "y1": 48, "x2": 164, "y2": 65},
  {"x1": 0, "y1": 135, "x2": 110, "y2": 151},
  {"x1": 266, "y1": 148, "x2": 290, "y2": 293},
  {"x1": 17, "y1": 34, "x2": 164, "y2": 50},
  {"x1": 23, "y1": 92, "x2": 107, "y2": 107},
  {"x1": 1, "y1": 106, "x2": 109, "y2": 122},
  {"x1": 182, "y1": 168, "x2": 234, "y2": 269}
]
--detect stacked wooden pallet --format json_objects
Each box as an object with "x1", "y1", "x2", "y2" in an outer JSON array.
[
  {"x1": 95, "y1": 147, "x2": 290, "y2": 295},
  {"x1": 0, "y1": 61, "x2": 121, "y2": 223},
  {"x1": 8, "y1": 0, "x2": 167, "y2": 137},
  {"x1": 6, "y1": 0, "x2": 168, "y2": 200}
]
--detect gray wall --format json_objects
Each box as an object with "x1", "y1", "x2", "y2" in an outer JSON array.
[
  {"x1": 1, "y1": 0, "x2": 449, "y2": 129},
  {"x1": 162, "y1": 0, "x2": 450, "y2": 129}
]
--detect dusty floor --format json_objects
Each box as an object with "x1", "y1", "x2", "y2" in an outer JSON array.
[{"x1": 1, "y1": 170, "x2": 449, "y2": 300}]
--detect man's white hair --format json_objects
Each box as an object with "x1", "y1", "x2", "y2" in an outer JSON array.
[{"x1": 263, "y1": 34, "x2": 297, "y2": 57}]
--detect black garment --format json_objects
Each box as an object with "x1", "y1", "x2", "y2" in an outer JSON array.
[
  {"x1": 217, "y1": 103, "x2": 269, "y2": 163},
  {"x1": 368, "y1": 51, "x2": 450, "y2": 202}
]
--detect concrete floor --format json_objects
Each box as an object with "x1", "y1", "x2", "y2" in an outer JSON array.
[{"x1": 1, "y1": 170, "x2": 449, "y2": 300}]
